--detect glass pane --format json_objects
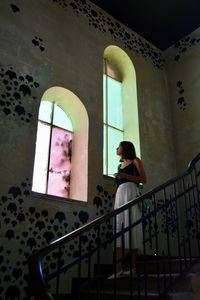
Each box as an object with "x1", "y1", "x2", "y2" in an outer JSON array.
[
  {"x1": 38, "y1": 101, "x2": 52, "y2": 123},
  {"x1": 53, "y1": 104, "x2": 73, "y2": 131},
  {"x1": 107, "y1": 77, "x2": 123, "y2": 130},
  {"x1": 48, "y1": 127, "x2": 73, "y2": 198},
  {"x1": 103, "y1": 125, "x2": 107, "y2": 175},
  {"x1": 32, "y1": 122, "x2": 51, "y2": 193},
  {"x1": 103, "y1": 75, "x2": 107, "y2": 123},
  {"x1": 107, "y1": 127, "x2": 123, "y2": 176}
]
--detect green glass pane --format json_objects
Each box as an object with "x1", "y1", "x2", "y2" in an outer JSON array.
[
  {"x1": 107, "y1": 77, "x2": 123, "y2": 130},
  {"x1": 103, "y1": 125, "x2": 107, "y2": 175},
  {"x1": 107, "y1": 127, "x2": 123, "y2": 176},
  {"x1": 103, "y1": 75, "x2": 107, "y2": 123},
  {"x1": 53, "y1": 104, "x2": 73, "y2": 131},
  {"x1": 38, "y1": 101, "x2": 52, "y2": 123}
]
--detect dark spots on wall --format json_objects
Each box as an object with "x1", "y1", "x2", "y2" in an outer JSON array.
[
  {"x1": 14, "y1": 104, "x2": 25, "y2": 116},
  {"x1": 3, "y1": 107, "x2": 11, "y2": 115},
  {"x1": 12, "y1": 268, "x2": 22, "y2": 280},
  {"x1": 52, "y1": 0, "x2": 68, "y2": 10},
  {"x1": 78, "y1": 211, "x2": 89, "y2": 224},
  {"x1": 43, "y1": 231, "x2": 55, "y2": 244},
  {"x1": 17, "y1": 213, "x2": 25, "y2": 222},
  {"x1": 52, "y1": 0, "x2": 164, "y2": 69},
  {"x1": 93, "y1": 196, "x2": 102, "y2": 208},
  {"x1": 32, "y1": 36, "x2": 45, "y2": 52},
  {"x1": 26, "y1": 237, "x2": 37, "y2": 249},
  {"x1": 35, "y1": 221, "x2": 45, "y2": 231},
  {"x1": 5, "y1": 70, "x2": 17, "y2": 80},
  {"x1": 8, "y1": 186, "x2": 22, "y2": 199},
  {"x1": 55, "y1": 211, "x2": 66, "y2": 223},
  {"x1": 10, "y1": 4, "x2": 20, "y2": 13},
  {"x1": 29, "y1": 207, "x2": 35, "y2": 215},
  {"x1": 7, "y1": 203, "x2": 17, "y2": 213},
  {"x1": 19, "y1": 84, "x2": 31, "y2": 96},
  {"x1": 74, "y1": 222, "x2": 80, "y2": 229},
  {"x1": 174, "y1": 35, "x2": 200, "y2": 62},
  {"x1": 5, "y1": 285, "x2": 20, "y2": 300},
  {"x1": 176, "y1": 81, "x2": 187, "y2": 111},
  {"x1": 80, "y1": 235, "x2": 88, "y2": 244},
  {"x1": 144, "y1": 196, "x2": 178, "y2": 250},
  {"x1": 0, "y1": 67, "x2": 39, "y2": 122},
  {"x1": 97, "y1": 185, "x2": 103, "y2": 193},
  {"x1": 5, "y1": 230, "x2": 15, "y2": 239},
  {"x1": 93, "y1": 185, "x2": 113, "y2": 216},
  {"x1": 0, "y1": 179, "x2": 115, "y2": 299}
]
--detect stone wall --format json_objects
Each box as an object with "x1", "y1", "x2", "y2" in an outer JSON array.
[
  {"x1": 0, "y1": 0, "x2": 177, "y2": 298},
  {"x1": 165, "y1": 27, "x2": 200, "y2": 173}
]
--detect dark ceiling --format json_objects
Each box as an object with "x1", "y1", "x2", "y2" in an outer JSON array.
[{"x1": 89, "y1": 0, "x2": 200, "y2": 50}]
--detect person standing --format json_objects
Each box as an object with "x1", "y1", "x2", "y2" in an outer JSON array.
[{"x1": 110, "y1": 141, "x2": 146, "y2": 278}]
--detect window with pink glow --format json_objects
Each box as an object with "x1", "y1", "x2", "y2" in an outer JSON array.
[{"x1": 32, "y1": 101, "x2": 73, "y2": 198}]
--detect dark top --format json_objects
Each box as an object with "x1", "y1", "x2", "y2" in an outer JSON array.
[{"x1": 116, "y1": 162, "x2": 139, "y2": 187}]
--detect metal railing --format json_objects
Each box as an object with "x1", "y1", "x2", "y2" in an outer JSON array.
[{"x1": 29, "y1": 153, "x2": 200, "y2": 299}]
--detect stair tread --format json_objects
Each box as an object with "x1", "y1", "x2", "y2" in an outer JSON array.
[{"x1": 87, "y1": 289, "x2": 160, "y2": 296}]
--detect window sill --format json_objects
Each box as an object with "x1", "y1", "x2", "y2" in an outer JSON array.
[
  {"x1": 31, "y1": 191, "x2": 88, "y2": 207},
  {"x1": 103, "y1": 174, "x2": 116, "y2": 181}
]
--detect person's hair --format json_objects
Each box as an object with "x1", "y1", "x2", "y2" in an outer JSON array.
[{"x1": 120, "y1": 141, "x2": 136, "y2": 159}]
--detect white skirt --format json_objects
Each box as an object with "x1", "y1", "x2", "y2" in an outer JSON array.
[{"x1": 114, "y1": 182, "x2": 143, "y2": 251}]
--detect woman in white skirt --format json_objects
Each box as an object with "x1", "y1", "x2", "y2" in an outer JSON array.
[{"x1": 112, "y1": 141, "x2": 146, "y2": 278}]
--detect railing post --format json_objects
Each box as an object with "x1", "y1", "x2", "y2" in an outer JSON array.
[
  {"x1": 153, "y1": 193, "x2": 161, "y2": 297},
  {"x1": 191, "y1": 168, "x2": 200, "y2": 256},
  {"x1": 142, "y1": 198, "x2": 148, "y2": 300},
  {"x1": 173, "y1": 182, "x2": 182, "y2": 274},
  {"x1": 128, "y1": 207, "x2": 133, "y2": 298},
  {"x1": 195, "y1": 163, "x2": 200, "y2": 256},
  {"x1": 182, "y1": 176, "x2": 191, "y2": 266},
  {"x1": 163, "y1": 187, "x2": 172, "y2": 291},
  {"x1": 96, "y1": 225, "x2": 101, "y2": 300},
  {"x1": 55, "y1": 246, "x2": 61, "y2": 300},
  {"x1": 77, "y1": 236, "x2": 82, "y2": 300},
  {"x1": 113, "y1": 214, "x2": 117, "y2": 300}
]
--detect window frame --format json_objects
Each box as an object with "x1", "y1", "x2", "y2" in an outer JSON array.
[
  {"x1": 103, "y1": 60, "x2": 124, "y2": 176},
  {"x1": 32, "y1": 101, "x2": 73, "y2": 198}
]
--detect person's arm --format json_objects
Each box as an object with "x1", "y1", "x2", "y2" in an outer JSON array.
[{"x1": 116, "y1": 158, "x2": 147, "y2": 184}]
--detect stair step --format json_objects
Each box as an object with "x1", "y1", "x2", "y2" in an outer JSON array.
[
  {"x1": 94, "y1": 258, "x2": 197, "y2": 277},
  {"x1": 167, "y1": 291, "x2": 194, "y2": 300},
  {"x1": 137, "y1": 258, "x2": 197, "y2": 275},
  {"x1": 71, "y1": 258, "x2": 200, "y2": 299},
  {"x1": 81, "y1": 290, "x2": 160, "y2": 300}
]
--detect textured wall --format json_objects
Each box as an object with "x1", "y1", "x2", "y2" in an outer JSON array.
[
  {"x1": 165, "y1": 27, "x2": 200, "y2": 173},
  {"x1": 0, "y1": 0, "x2": 176, "y2": 298}
]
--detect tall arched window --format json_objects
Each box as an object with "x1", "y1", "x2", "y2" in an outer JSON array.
[
  {"x1": 32, "y1": 87, "x2": 89, "y2": 202},
  {"x1": 32, "y1": 101, "x2": 73, "y2": 198},
  {"x1": 103, "y1": 61, "x2": 123, "y2": 175},
  {"x1": 103, "y1": 46, "x2": 141, "y2": 176}
]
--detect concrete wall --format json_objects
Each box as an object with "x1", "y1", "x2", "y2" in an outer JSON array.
[
  {"x1": 0, "y1": 0, "x2": 177, "y2": 298},
  {"x1": 165, "y1": 27, "x2": 200, "y2": 173}
]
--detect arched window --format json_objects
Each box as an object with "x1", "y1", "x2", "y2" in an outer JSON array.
[
  {"x1": 32, "y1": 101, "x2": 73, "y2": 198},
  {"x1": 32, "y1": 87, "x2": 89, "y2": 202},
  {"x1": 103, "y1": 61, "x2": 123, "y2": 175},
  {"x1": 103, "y1": 46, "x2": 141, "y2": 176}
]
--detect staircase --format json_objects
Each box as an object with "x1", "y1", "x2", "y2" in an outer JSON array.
[
  {"x1": 71, "y1": 257, "x2": 200, "y2": 300},
  {"x1": 28, "y1": 153, "x2": 200, "y2": 300}
]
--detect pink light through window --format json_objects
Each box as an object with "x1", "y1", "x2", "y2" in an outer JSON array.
[{"x1": 48, "y1": 126, "x2": 73, "y2": 198}]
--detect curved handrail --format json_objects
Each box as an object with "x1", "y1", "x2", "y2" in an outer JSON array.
[{"x1": 29, "y1": 152, "x2": 200, "y2": 299}]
